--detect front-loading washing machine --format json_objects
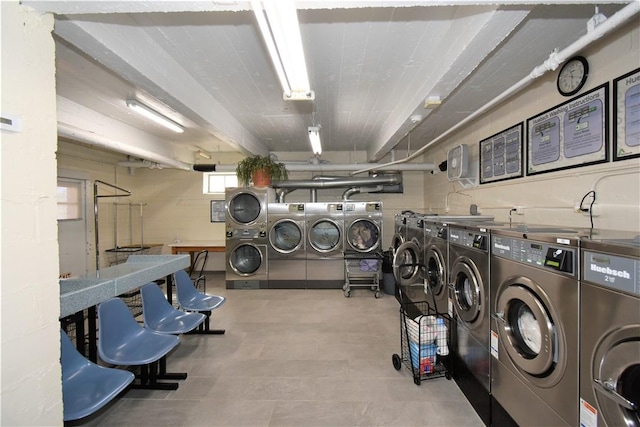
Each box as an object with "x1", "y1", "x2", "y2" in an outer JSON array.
[
  {"x1": 393, "y1": 214, "x2": 426, "y2": 302},
  {"x1": 267, "y1": 203, "x2": 305, "y2": 289},
  {"x1": 306, "y1": 202, "x2": 344, "y2": 289},
  {"x1": 490, "y1": 228, "x2": 581, "y2": 427},
  {"x1": 447, "y1": 222, "x2": 495, "y2": 425},
  {"x1": 391, "y1": 212, "x2": 411, "y2": 255},
  {"x1": 344, "y1": 201, "x2": 383, "y2": 254},
  {"x1": 579, "y1": 230, "x2": 639, "y2": 427},
  {"x1": 423, "y1": 219, "x2": 451, "y2": 317}
]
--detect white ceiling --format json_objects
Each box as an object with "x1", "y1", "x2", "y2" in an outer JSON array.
[{"x1": 24, "y1": 1, "x2": 630, "y2": 167}]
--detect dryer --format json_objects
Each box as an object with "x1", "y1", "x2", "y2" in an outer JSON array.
[
  {"x1": 225, "y1": 241, "x2": 268, "y2": 289},
  {"x1": 267, "y1": 203, "x2": 306, "y2": 289},
  {"x1": 579, "y1": 230, "x2": 639, "y2": 427},
  {"x1": 306, "y1": 202, "x2": 344, "y2": 288},
  {"x1": 225, "y1": 187, "x2": 273, "y2": 234},
  {"x1": 490, "y1": 228, "x2": 581, "y2": 427},
  {"x1": 344, "y1": 201, "x2": 383, "y2": 254}
]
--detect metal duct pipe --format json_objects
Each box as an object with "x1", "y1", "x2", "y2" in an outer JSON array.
[
  {"x1": 310, "y1": 188, "x2": 317, "y2": 202},
  {"x1": 343, "y1": 185, "x2": 384, "y2": 201},
  {"x1": 272, "y1": 174, "x2": 401, "y2": 190},
  {"x1": 276, "y1": 188, "x2": 296, "y2": 203},
  {"x1": 117, "y1": 160, "x2": 164, "y2": 169},
  {"x1": 58, "y1": 123, "x2": 191, "y2": 170},
  {"x1": 352, "y1": 1, "x2": 640, "y2": 175},
  {"x1": 207, "y1": 162, "x2": 433, "y2": 173}
]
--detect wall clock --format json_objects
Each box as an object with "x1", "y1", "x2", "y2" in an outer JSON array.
[{"x1": 557, "y1": 56, "x2": 589, "y2": 97}]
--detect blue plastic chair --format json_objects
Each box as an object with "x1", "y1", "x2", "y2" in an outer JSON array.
[
  {"x1": 98, "y1": 297, "x2": 183, "y2": 390},
  {"x1": 141, "y1": 282, "x2": 206, "y2": 334},
  {"x1": 60, "y1": 329, "x2": 134, "y2": 421},
  {"x1": 174, "y1": 269, "x2": 226, "y2": 334}
]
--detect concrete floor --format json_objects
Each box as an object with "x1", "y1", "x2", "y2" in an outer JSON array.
[{"x1": 67, "y1": 273, "x2": 483, "y2": 426}]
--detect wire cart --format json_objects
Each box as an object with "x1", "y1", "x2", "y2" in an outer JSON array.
[
  {"x1": 343, "y1": 251, "x2": 382, "y2": 298},
  {"x1": 392, "y1": 289, "x2": 452, "y2": 384}
]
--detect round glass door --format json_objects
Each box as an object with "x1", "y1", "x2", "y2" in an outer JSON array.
[
  {"x1": 393, "y1": 240, "x2": 421, "y2": 286},
  {"x1": 450, "y1": 259, "x2": 482, "y2": 325},
  {"x1": 229, "y1": 243, "x2": 263, "y2": 276},
  {"x1": 228, "y1": 193, "x2": 261, "y2": 224},
  {"x1": 346, "y1": 219, "x2": 381, "y2": 252},
  {"x1": 425, "y1": 246, "x2": 445, "y2": 297},
  {"x1": 269, "y1": 220, "x2": 303, "y2": 254},
  {"x1": 593, "y1": 326, "x2": 640, "y2": 427},
  {"x1": 496, "y1": 282, "x2": 558, "y2": 379},
  {"x1": 309, "y1": 219, "x2": 341, "y2": 252}
]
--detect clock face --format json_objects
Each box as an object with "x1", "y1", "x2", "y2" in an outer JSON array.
[{"x1": 557, "y1": 56, "x2": 589, "y2": 96}]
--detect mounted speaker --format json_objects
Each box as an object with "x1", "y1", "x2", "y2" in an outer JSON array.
[{"x1": 446, "y1": 144, "x2": 477, "y2": 188}]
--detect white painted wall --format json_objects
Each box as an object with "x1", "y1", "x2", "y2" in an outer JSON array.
[
  {"x1": 1, "y1": 2, "x2": 62, "y2": 425},
  {"x1": 421, "y1": 21, "x2": 640, "y2": 231}
]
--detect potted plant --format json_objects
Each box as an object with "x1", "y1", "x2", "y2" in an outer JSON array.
[{"x1": 235, "y1": 155, "x2": 288, "y2": 187}]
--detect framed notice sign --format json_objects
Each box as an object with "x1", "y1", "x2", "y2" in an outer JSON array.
[
  {"x1": 527, "y1": 84, "x2": 608, "y2": 176},
  {"x1": 210, "y1": 200, "x2": 226, "y2": 222},
  {"x1": 613, "y1": 68, "x2": 640, "y2": 161},
  {"x1": 479, "y1": 123, "x2": 523, "y2": 184}
]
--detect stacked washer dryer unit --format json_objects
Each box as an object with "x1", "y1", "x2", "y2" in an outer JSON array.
[
  {"x1": 305, "y1": 202, "x2": 344, "y2": 288},
  {"x1": 267, "y1": 203, "x2": 306, "y2": 289},
  {"x1": 579, "y1": 230, "x2": 639, "y2": 427},
  {"x1": 490, "y1": 227, "x2": 581, "y2": 427},
  {"x1": 447, "y1": 222, "x2": 496, "y2": 425},
  {"x1": 225, "y1": 187, "x2": 273, "y2": 289}
]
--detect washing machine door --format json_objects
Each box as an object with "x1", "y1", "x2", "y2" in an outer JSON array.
[
  {"x1": 228, "y1": 192, "x2": 262, "y2": 225},
  {"x1": 308, "y1": 219, "x2": 341, "y2": 253},
  {"x1": 450, "y1": 257, "x2": 483, "y2": 326},
  {"x1": 269, "y1": 219, "x2": 303, "y2": 254},
  {"x1": 494, "y1": 277, "x2": 564, "y2": 386},
  {"x1": 391, "y1": 233, "x2": 405, "y2": 255},
  {"x1": 393, "y1": 240, "x2": 421, "y2": 286},
  {"x1": 425, "y1": 245, "x2": 446, "y2": 299},
  {"x1": 592, "y1": 325, "x2": 640, "y2": 427},
  {"x1": 346, "y1": 219, "x2": 381, "y2": 253},
  {"x1": 229, "y1": 243, "x2": 264, "y2": 276}
]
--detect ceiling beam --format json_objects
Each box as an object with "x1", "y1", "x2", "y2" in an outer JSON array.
[{"x1": 53, "y1": 15, "x2": 268, "y2": 157}]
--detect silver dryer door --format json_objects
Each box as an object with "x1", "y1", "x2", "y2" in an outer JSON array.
[
  {"x1": 494, "y1": 276, "x2": 566, "y2": 387},
  {"x1": 269, "y1": 219, "x2": 303, "y2": 254},
  {"x1": 346, "y1": 218, "x2": 381, "y2": 253},
  {"x1": 229, "y1": 243, "x2": 264, "y2": 276},
  {"x1": 308, "y1": 219, "x2": 341, "y2": 253},
  {"x1": 450, "y1": 256, "x2": 484, "y2": 327},
  {"x1": 391, "y1": 233, "x2": 405, "y2": 255},
  {"x1": 228, "y1": 192, "x2": 262, "y2": 225},
  {"x1": 393, "y1": 240, "x2": 421, "y2": 286},
  {"x1": 592, "y1": 325, "x2": 640, "y2": 427}
]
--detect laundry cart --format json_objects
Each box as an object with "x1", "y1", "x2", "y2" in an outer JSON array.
[
  {"x1": 393, "y1": 289, "x2": 451, "y2": 384},
  {"x1": 343, "y1": 251, "x2": 382, "y2": 298}
]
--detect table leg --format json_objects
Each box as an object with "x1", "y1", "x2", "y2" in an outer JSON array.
[{"x1": 87, "y1": 306, "x2": 97, "y2": 363}]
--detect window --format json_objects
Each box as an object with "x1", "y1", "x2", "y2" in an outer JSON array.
[
  {"x1": 203, "y1": 172, "x2": 238, "y2": 194},
  {"x1": 57, "y1": 179, "x2": 83, "y2": 220}
]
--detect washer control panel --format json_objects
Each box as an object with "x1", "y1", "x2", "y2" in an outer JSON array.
[
  {"x1": 583, "y1": 251, "x2": 639, "y2": 296},
  {"x1": 492, "y1": 235, "x2": 576, "y2": 276},
  {"x1": 449, "y1": 227, "x2": 488, "y2": 251}
]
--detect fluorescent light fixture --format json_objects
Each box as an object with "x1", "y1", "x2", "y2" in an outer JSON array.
[
  {"x1": 197, "y1": 150, "x2": 211, "y2": 159},
  {"x1": 308, "y1": 126, "x2": 322, "y2": 155},
  {"x1": 251, "y1": 0, "x2": 314, "y2": 101},
  {"x1": 126, "y1": 99, "x2": 184, "y2": 133}
]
